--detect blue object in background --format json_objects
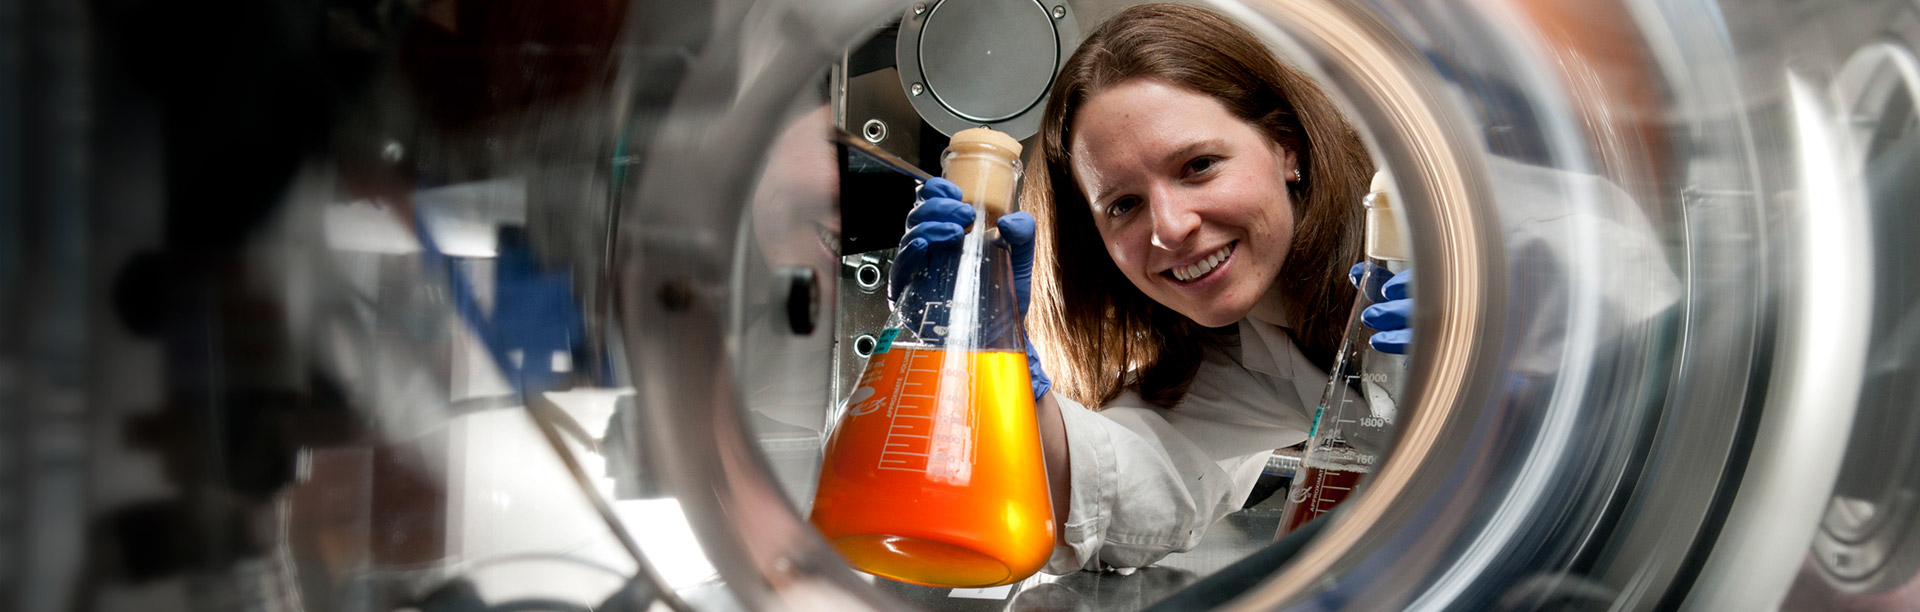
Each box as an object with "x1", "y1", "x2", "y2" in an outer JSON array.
[{"x1": 416, "y1": 213, "x2": 588, "y2": 396}]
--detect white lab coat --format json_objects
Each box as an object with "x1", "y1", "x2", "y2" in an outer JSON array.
[
  {"x1": 1045, "y1": 318, "x2": 1321, "y2": 573},
  {"x1": 1041, "y1": 157, "x2": 1684, "y2": 573}
]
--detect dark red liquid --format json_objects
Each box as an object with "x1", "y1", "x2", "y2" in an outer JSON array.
[{"x1": 1277, "y1": 463, "x2": 1367, "y2": 535}]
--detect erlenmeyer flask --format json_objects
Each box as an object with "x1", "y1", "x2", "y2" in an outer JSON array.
[
  {"x1": 1278, "y1": 172, "x2": 1408, "y2": 534},
  {"x1": 809, "y1": 128, "x2": 1054, "y2": 588}
]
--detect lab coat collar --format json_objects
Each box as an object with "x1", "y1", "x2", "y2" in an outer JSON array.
[
  {"x1": 1236, "y1": 318, "x2": 1330, "y2": 416},
  {"x1": 1235, "y1": 319, "x2": 1289, "y2": 379}
]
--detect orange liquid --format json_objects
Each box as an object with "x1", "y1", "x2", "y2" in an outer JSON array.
[
  {"x1": 1277, "y1": 462, "x2": 1367, "y2": 535},
  {"x1": 809, "y1": 346, "x2": 1055, "y2": 587}
]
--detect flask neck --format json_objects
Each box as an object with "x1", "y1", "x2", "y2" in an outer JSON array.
[
  {"x1": 940, "y1": 128, "x2": 1024, "y2": 224},
  {"x1": 941, "y1": 145, "x2": 1022, "y2": 225}
]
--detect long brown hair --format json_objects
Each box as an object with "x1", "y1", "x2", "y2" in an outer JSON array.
[{"x1": 1026, "y1": 3, "x2": 1372, "y2": 408}]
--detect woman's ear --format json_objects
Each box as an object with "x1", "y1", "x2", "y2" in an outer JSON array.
[{"x1": 1274, "y1": 142, "x2": 1301, "y2": 182}]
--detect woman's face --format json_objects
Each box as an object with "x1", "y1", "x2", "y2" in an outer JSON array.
[{"x1": 1069, "y1": 78, "x2": 1299, "y2": 328}]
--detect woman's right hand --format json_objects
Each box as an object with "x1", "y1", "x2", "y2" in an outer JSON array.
[{"x1": 892, "y1": 178, "x2": 1052, "y2": 399}]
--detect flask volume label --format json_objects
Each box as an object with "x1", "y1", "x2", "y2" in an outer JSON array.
[{"x1": 874, "y1": 327, "x2": 901, "y2": 354}]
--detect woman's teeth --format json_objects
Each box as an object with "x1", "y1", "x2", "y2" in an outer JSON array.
[
  {"x1": 816, "y1": 223, "x2": 841, "y2": 257},
  {"x1": 1172, "y1": 244, "x2": 1234, "y2": 282}
]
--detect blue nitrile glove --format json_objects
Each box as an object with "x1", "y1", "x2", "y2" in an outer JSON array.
[
  {"x1": 889, "y1": 178, "x2": 969, "y2": 307},
  {"x1": 1351, "y1": 262, "x2": 1413, "y2": 355},
  {"x1": 891, "y1": 177, "x2": 1052, "y2": 399}
]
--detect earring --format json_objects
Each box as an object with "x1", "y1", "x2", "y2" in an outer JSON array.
[{"x1": 1292, "y1": 168, "x2": 1303, "y2": 181}]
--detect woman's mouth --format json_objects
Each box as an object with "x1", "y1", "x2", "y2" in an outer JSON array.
[
  {"x1": 815, "y1": 221, "x2": 841, "y2": 259},
  {"x1": 1166, "y1": 242, "x2": 1235, "y2": 283}
]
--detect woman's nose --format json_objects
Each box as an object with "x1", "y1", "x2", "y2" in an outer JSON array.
[{"x1": 1148, "y1": 191, "x2": 1201, "y2": 251}]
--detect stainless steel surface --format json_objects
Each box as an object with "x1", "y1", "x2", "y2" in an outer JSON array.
[
  {"x1": 836, "y1": 129, "x2": 935, "y2": 180},
  {"x1": 867, "y1": 507, "x2": 1289, "y2": 612},
  {"x1": 835, "y1": 254, "x2": 897, "y2": 430},
  {"x1": 843, "y1": 64, "x2": 928, "y2": 174},
  {"x1": 862, "y1": 119, "x2": 890, "y2": 144}
]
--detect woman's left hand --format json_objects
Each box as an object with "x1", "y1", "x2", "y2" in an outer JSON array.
[{"x1": 1350, "y1": 263, "x2": 1412, "y2": 354}]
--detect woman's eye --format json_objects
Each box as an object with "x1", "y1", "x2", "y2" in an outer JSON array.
[
  {"x1": 1185, "y1": 155, "x2": 1219, "y2": 176},
  {"x1": 1106, "y1": 197, "x2": 1139, "y2": 217}
]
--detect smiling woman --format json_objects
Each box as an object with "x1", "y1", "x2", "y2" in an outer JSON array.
[
  {"x1": 1028, "y1": 3, "x2": 1375, "y2": 411},
  {"x1": 987, "y1": 2, "x2": 1387, "y2": 574},
  {"x1": 1068, "y1": 79, "x2": 1303, "y2": 329}
]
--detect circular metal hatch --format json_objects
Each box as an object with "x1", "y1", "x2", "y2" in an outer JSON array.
[
  {"x1": 897, "y1": 0, "x2": 1077, "y2": 139},
  {"x1": 1811, "y1": 38, "x2": 1920, "y2": 591}
]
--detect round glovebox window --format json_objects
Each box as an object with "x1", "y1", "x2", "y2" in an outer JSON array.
[{"x1": 897, "y1": 0, "x2": 1078, "y2": 139}]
